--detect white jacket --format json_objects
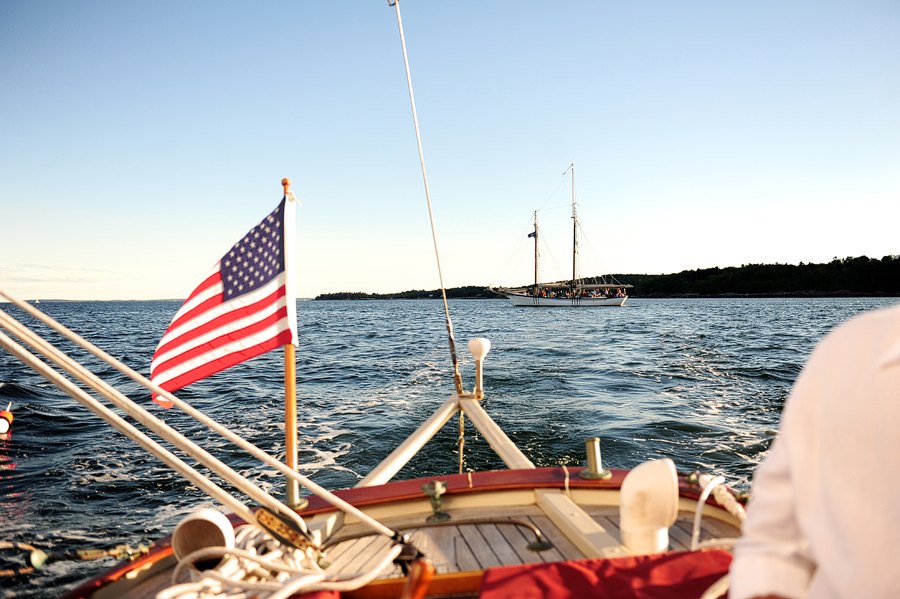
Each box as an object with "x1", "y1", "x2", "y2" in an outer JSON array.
[{"x1": 730, "y1": 302, "x2": 900, "y2": 598}]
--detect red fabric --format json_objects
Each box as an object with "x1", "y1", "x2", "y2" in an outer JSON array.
[
  {"x1": 293, "y1": 593, "x2": 339, "y2": 599},
  {"x1": 478, "y1": 550, "x2": 731, "y2": 599}
]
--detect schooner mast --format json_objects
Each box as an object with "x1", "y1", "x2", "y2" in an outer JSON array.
[
  {"x1": 565, "y1": 163, "x2": 578, "y2": 288},
  {"x1": 531, "y1": 212, "x2": 540, "y2": 292}
]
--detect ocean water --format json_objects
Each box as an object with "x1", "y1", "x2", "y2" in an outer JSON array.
[{"x1": 0, "y1": 296, "x2": 897, "y2": 598}]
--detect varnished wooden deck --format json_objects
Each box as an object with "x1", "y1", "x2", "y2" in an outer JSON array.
[
  {"x1": 114, "y1": 502, "x2": 741, "y2": 599},
  {"x1": 324, "y1": 504, "x2": 740, "y2": 580}
]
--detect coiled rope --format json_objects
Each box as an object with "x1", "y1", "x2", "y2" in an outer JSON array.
[{"x1": 160, "y1": 525, "x2": 401, "y2": 599}]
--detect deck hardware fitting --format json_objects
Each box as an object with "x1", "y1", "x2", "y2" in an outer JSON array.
[
  {"x1": 468, "y1": 338, "x2": 491, "y2": 400},
  {"x1": 580, "y1": 437, "x2": 612, "y2": 480},
  {"x1": 256, "y1": 507, "x2": 318, "y2": 554},
  {"x1": 393, "y1": 540, "x2": 429, "y2": 576},
  {"x1": 526, "y1": 532, "x2": 554, "y2": 553},
  {"x1": 422, "y1": 480, "x2": 451, "y2": 522}
]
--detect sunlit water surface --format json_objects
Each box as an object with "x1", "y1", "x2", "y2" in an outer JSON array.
[{"x1": 1, "y1": 297, "x2": 897, "y2": 598}]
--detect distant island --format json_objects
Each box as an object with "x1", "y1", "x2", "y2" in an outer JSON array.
[
  {"x1": 315, "y1": 285, "x2": 504, "y2": 301},
  {"x1": 314, "y1": 255, "x2": 900, "y2": 300}
]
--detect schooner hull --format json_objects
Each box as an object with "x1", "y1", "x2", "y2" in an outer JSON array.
[{"x1": 506, "y1": 292, "x2": 627, "y2": 307}]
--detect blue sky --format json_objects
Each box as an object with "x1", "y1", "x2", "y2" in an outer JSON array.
[{"x1": 2, "y1": 1, "x2": 898, "y2": 300}]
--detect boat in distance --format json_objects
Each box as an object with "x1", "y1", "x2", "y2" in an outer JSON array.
[
  {"x1": 491, "y1": 164, "x2": 632, "y2": 307},
  {"x1": 502, "y1": 285, "x2": 629, "y2": 307}
]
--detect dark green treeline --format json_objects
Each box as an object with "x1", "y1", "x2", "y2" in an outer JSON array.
[
  {"x1": 314, "y1": 255, "x2": 900, "y2": 300},
  {"x1": 596, "y1": 255, "x2": 900, "y2": 296},
  {"x1": 315, "y1": 286, "x2": 504, "y2": 300}
]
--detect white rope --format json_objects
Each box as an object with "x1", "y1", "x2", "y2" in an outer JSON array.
[
  {"x1": 711, "y1": 481, "x2": 747, "y2": 522},
  {"x1": 163, "y1": 525, "x2": 402, "y2": 599},
  {"x1": 165, "y1": 527, "x2": 322, "y2": 598}
]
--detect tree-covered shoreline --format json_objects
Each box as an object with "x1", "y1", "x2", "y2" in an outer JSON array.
[
  {"x1": 314, "y1": 255, "x2": 900, "y2": 300},
  {"x1": 314, "y1": 286, "x2": 505, "y2": 300}
]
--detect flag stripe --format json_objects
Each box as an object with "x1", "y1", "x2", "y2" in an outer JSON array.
[
  {"x1": 168, "y1": 281, "x2": 224, "y2": 332},
  {"x1": 167, "y1": 270, "x2": 223, "y2": 329},
  {"x1": 155, "y1": 275, "x2": 284, "y2": 359},
  {"x1": 152, "y1": 293, "x2": 288, "y2": 378},
  {"x1": 155, "y1": 325, "x2": 294, "y2": 391}
]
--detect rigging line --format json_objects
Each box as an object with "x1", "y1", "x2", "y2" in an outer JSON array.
[
  {"x1": 491, "y1": 219, "x2": 531, "y2": 282},
  {"x1": 575, "y1": 221, "x2": 597, "y2": 279},
  {"x1": 489, "y1": 214, "x2": 536, "y2": 286},
  {"x1": 539, "y1": 232, "x2": 565, "y2": 284},
  {"x1": 537, "y1": 204, "x2": 570, "y2": 213},
  {"x1": 535, "y1": 169, "x2": 571, "y2": 212},
  {"x1": 578, "y1": 221, "x2": 620, "y2": 283},
  {"x1": 490, "y1": 236, "x2": 526, "y2": 288},
  {"x1": 390, "y1": 0, "x2": 463, "y2": 395},
  {"x1": 507, "y1": 241, "x2": 530, "y2": 288}
]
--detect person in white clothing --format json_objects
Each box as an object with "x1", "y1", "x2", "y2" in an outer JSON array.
[{"x1": 730, "y1": 302, "x2": 900, "y2": 599}]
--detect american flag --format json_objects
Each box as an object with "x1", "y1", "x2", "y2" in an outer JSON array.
[{"x1": 150, "y1": 197, "x2": 297, "y2": 407}]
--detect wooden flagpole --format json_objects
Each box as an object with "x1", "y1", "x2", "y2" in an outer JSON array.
[
  {"x1": 283, "y1": 178, "x2": 302, "y2": 508},
  {"x1": 285, "y1": 344, "x2": 300, "y2": 507}
]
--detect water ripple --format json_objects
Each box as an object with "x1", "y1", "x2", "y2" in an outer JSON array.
[{"x1": 0, "y1": 297, "x2": 897, "y2": 597}]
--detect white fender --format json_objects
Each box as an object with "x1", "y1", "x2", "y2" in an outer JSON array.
[{"x1": 619, "y1": 458, "x2": 679, "y2": 555}]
